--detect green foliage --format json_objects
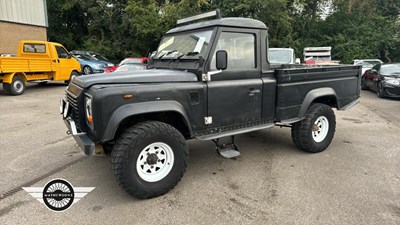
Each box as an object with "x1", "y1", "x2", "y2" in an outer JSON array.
[{"x1": 47, "y1": 0, "x2": 400, "y2": 63}]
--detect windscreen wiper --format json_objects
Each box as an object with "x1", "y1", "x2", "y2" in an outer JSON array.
[
  {"x1": 158, "y1": 50, "x2": 178, "y2": 59},
  {"x1": 172, "y1": 51, "x2": 200, "y2": 62}
]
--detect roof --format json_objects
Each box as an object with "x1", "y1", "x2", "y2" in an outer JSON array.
[{"x1": 166, "y1": 17, "x2": 268, "y2": 34}]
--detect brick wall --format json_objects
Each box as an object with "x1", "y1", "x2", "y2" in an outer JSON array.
[{"x1": 0, "y1": 21, "x2": 47, "y2": 54}]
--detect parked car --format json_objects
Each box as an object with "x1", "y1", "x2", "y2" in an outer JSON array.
[
  {"x1": 353, "y1": 59, "x2": 383, "y2": 75},
  {"x1": 105, "y1": 57, "x2": 148, "y2": 73},
  {"x1": 71, "y1": 53, "x2": 109, "y2": 75},
  {"x1": 361, "y1": 63, "x2": 400, "y2": 98},
  {"x1": 71, "y1": 50, "x2": 114, "y2": 74},
  {"x1": 114, "y1": 63, "x2": 147, "y2": 72}
]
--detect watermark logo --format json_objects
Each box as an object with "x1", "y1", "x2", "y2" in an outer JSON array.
[{"x1": 23, "y1": 178, "x2": 95, "y2": 212}]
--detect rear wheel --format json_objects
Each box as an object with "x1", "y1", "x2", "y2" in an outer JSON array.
[
  {"x1": 291, "y1": 103, "x2": 336, "y2": 153},
  {"x1": 111, "y1": 121, "x2": 188, "y2": 199},
  {"x1": 3, "y1": 75, "x2": 26, "y2": 95}
]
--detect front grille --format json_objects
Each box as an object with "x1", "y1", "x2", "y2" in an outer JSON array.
[{"x1": 67, "y1": 92, "x2": 82, "y2": 132}]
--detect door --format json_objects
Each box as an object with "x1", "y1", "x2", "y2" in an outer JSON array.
[
  {"x1": 206, "y1": 31, "x2": 262, "y2": 129},
  {"x1": 366, "y1": 64, "x2": 381, "y2": 91},
  {"x1": 54, "y1": 45, "x2": 72, "y2": 80}
]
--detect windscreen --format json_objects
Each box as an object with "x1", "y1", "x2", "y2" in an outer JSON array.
[
  {"x1": 155, "y1": 29, "x2": 213, "y2": 59},
  {"x1": 381, "y1": 64, "x2": 400, "y2": 75}
]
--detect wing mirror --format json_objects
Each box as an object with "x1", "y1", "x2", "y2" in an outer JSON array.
[{"x1": 216, "y1": 50, "x2": 227, "y2": 70}]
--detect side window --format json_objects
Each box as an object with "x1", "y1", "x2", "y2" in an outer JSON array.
[
  {"x1": 55, "y1": 46, "x2": 69, "y2": 59},
  {"x1": 210, "y1": 32, "x2": 255, "y2": 70}
]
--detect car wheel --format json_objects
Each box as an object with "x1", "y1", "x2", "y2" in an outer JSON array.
[
  {"x1": 291, "y1": 103, "x2": 336, "y2": 153},
  {"x1": 111, "y1": 121, "x2": 188, "y2": 199},
  {"x1": 83, "y1": 66, "x2": 93, "y2": 75},
  {"x1": 376, "y1": 82, "x2": 384, "y2": 98},
  {"x1": 65, "y1": 71, "x2": 79, "y2": 85},
  {"x1": 3, "y1": 75, "x2": 26, "y2": 95}
]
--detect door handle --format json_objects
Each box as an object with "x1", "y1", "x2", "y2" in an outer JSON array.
[
  {"x1": 58, "y1": 59, "x2": 60, "y2": 63},
  {"x1": 52, "y1": 59, "x2": 56, "y2": 63},
  {"x1": 248, "y1": 89, "x2": 260, "y2": 96}
]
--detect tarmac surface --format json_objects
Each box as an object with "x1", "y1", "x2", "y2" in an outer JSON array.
[{"x1": 0, "y1": 82, "x2": 399, "y2": 225}]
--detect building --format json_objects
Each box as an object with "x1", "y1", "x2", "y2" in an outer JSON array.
[{"x1": 0, "y1": 0, "x2": 48, "y2": 54}]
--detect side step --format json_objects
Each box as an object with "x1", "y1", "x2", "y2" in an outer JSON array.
[{"x1": 212, "y1": 136, "x2": 240, "y2": 159}]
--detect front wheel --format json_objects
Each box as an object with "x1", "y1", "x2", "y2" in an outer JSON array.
[
  {"x1": 376, "y1": 82, "x2": 384, "y2": 98},
  {"x1": 291, "y1": 103, "x2": 336, "y2": 153},
  {"x1": 3, "y1": 75, "x2": 26, "y2": 95},
  {"x1": 111, "y1": 121, "x2": 188, "y2": 199},
  {"x1": 65, "y1": 71, "x2": 79, "y2": 85}
]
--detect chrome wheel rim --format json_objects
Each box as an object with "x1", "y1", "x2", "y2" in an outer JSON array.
[
  {"x1": 13, "y1": 80, "x2": 24, "y2": 93},
  {"x1": 136, "y1": 142, "x2": 174, "y2": 182}
]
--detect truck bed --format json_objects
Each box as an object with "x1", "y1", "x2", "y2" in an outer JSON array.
[
  {"x1": 273, "y1": 64, "x2": 361, "y2": 122},
  {"x1": 0, "y1": 57, "x2": 54, "y2": 73}
]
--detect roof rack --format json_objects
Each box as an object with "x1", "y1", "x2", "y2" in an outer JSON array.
[{"x1": 176, "y1": 9, "x2": 221, "y2": 26}]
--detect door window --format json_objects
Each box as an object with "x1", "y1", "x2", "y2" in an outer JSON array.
[
  {"x1": 210, "y1": 32, "x2": 255, "y2": 70},
  {"x1": 55, "y1": 46, "x2": 69, "y2": 59}
]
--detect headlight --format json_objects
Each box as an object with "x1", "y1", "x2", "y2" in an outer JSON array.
[
  {"x1": 384, "y1": 79, "x2": 400, "y2": 86},
  {"x1": 85, "y1": 96, "x2": 93, "y2": 123}
]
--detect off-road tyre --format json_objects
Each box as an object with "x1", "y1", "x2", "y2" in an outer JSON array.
[
  {"x1": 291, "y1": 103, "x2": 336, "y2": 153},
  {"x1": 111, "y1": 121, "x2": 188, "y2": 199}
]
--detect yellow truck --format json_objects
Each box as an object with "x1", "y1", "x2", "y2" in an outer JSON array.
[{"x1": 0, "y1": 40, "x2": 81, "y2": 95}]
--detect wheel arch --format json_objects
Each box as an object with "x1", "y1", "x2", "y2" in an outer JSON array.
[
  {"x1": 297, "y1": 88, "x2": 338, "y2": 119},
  {"x1": 102, "y1": 101, "x2": 192, "y2": 142},
  {"x1": 1, "y1": 72, "x2": 27, "y2": 84}
]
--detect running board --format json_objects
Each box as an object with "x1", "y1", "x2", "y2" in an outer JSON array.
[
  {"x1": 197, "y1": 123, "x2": 274, "y2": 140},
  {"x1": 212, "y1": 136, "x2": 240, "y2": 159}
]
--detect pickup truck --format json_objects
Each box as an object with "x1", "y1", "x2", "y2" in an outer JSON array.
[
  {"x1": 61, "y1": 10, "x2": 361, "y2": 199},
  {"x1": 0, "y1": 40, "x2": 81, "y2": 95}
]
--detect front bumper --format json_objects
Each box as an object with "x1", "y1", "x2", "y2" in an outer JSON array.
[
  {"x1": 64, "y1": 119, "x2": 96, "y2": 155},
  {"x1": 60, "y1": 97, "x2": 100, "y2": 155},
  {"x1": 383, "y1": 85, "x2": 400, "y2": 98}
]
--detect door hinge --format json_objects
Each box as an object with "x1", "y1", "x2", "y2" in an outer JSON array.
[{"x1": 204, "y1": 116, "x2": 213, "y2": 125}]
